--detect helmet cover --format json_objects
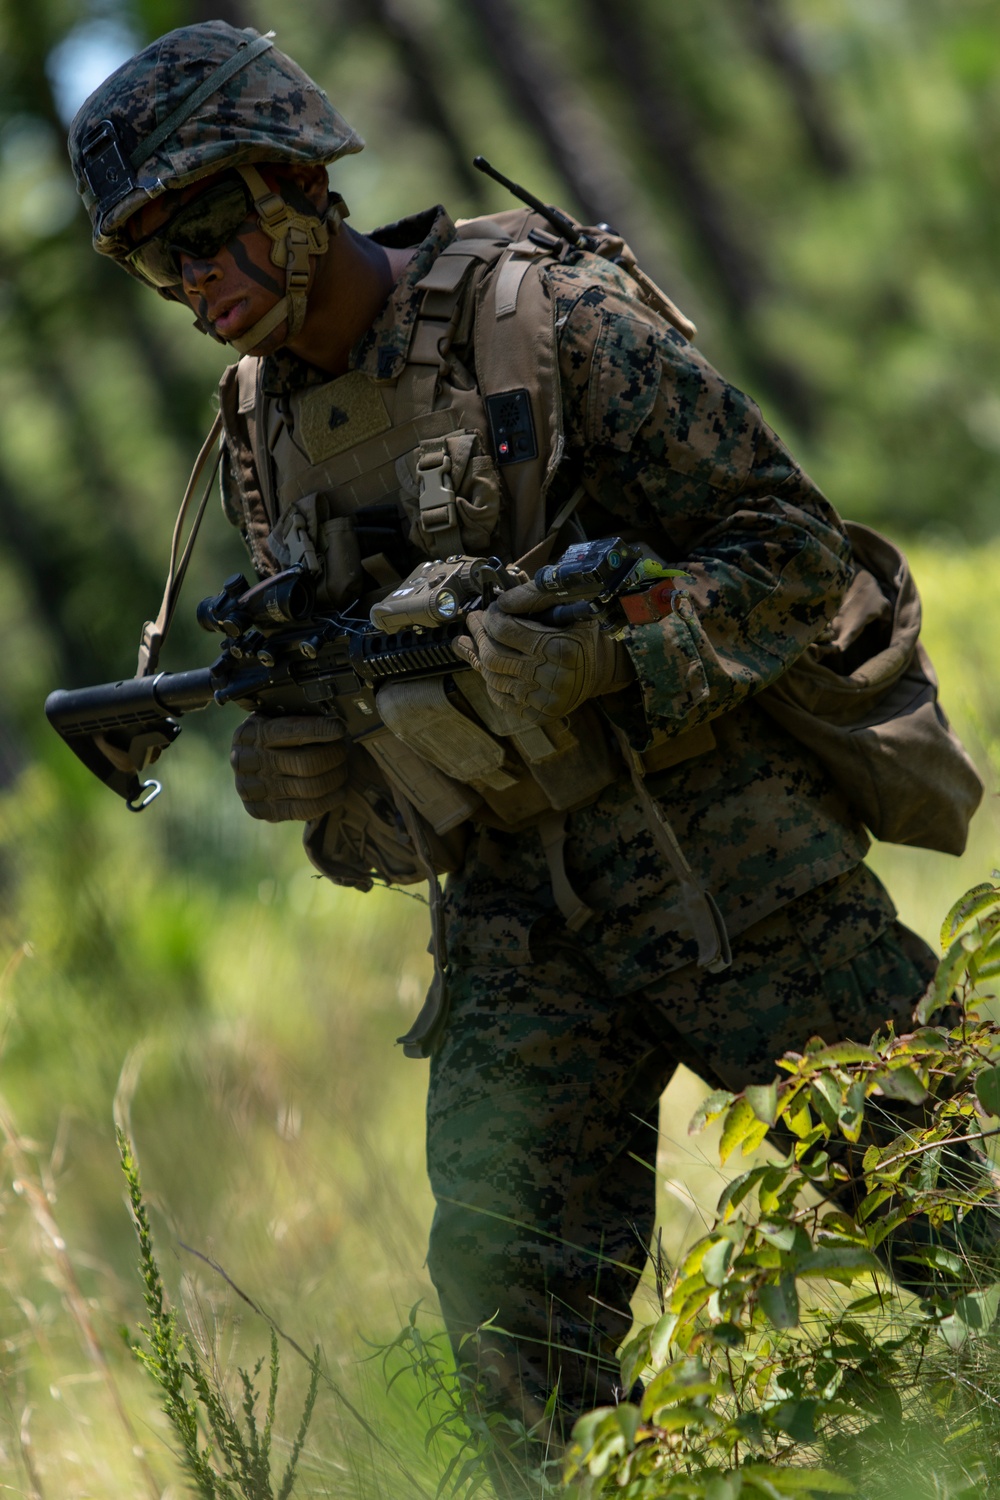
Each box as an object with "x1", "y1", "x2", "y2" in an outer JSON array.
[{"x1": 67, "y1": 20, "x2": 363, "y2": 262}]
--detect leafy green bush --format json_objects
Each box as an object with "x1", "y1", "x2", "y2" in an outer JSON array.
[{"x1": 566, "y1": 879, "x2": 1000, "y2": 1499}]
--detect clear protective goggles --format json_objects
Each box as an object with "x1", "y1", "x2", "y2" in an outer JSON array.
[{"x1": 126, "y1": 175, "x2": 255, "y2": 289}]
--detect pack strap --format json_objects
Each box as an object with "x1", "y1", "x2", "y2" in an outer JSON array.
[
  {"x1": 137, "y1": 413, "x2": 223, "y2": 677},
  {"x1": 392, "y1": 791, "x2": 452, "y2": 1059},
  {"x1": 610, "y1": 723, "x2": 731, "y2": 973},
  {"x1": 514, "y1": 483, "x2": 586, "y2": 575},
  {"x1": 415, "y1": 439, "x2": 464, "y2": 558},
  {"x1": 538, "y1": 809, "x2": 595, "y2": 932}
]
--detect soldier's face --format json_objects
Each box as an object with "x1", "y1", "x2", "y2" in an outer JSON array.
[{"x1": 126, "y1": 169, "x2": 288, "y2": 348}]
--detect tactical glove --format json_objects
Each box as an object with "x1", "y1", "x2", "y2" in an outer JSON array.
[
  {"x1": 230, "y1": 713, "x2": 348, "y2": 822},
  {"x1": 455, "y1": 580, "x2": 635, "y2": 722}
]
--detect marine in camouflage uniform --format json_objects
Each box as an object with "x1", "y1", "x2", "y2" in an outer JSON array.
[{"x1": 68, "y1": 22, "x2": 948, "y2": 1489}]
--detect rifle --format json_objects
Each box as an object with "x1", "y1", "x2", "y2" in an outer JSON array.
[{"x1": 45, "y1": 538, "x2": 673, "y2": 812}]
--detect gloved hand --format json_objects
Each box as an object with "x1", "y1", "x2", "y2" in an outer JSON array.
[
  {"x1": 230, "y1": 714, "x2": 348, "y2": 822},
  {"x1": 455, "y1": 579, "x2": 635, "y2": 722}
]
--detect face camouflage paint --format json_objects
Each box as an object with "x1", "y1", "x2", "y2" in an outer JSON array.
[{"x1": 223, "y1": 233, "x2": 283, "y2": 296}]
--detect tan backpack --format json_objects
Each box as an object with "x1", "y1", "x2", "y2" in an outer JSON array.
[{"x1": 758, "y1": 522, "x2": 983, "y2": 854}]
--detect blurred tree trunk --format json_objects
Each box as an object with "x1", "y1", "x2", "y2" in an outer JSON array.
[
  {"x1": 3, "y1": 5, "x2": 63, "y2": 131},
  {"x1": 740, "y1": 0, "x2": 853, "y2": 177},
  {"x1": 336, "y1": 0, "x2": 490, "y2": 208},
  {"x1": 460, "y1": 0, "x2": 673, "y2": 284},
  {"x1": 0, "y1": 263, "x2": 163, "y2": 682},
  {"x1": 0, "y1": 464, "x2": 98, "y2": 686},
  {"x1": 580, "y1": 0, "x2": 763, "y2": 320},
  {"x1": 579, "y1": 0, "x2": 817, "y2": 431}
]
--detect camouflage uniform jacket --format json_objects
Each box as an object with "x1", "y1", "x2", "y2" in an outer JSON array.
[{"x1": 238, "y1": 206, "x2": 870, "y2": 996}]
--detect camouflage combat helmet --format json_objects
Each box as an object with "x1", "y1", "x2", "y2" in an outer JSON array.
[{"x1": 68, "y1": 21, "x2": 364, "y2": 353}]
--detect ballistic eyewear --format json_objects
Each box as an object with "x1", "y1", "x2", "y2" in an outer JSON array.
[{"x1": 126, "y1": 176, "x2": 255, "y2": 288}]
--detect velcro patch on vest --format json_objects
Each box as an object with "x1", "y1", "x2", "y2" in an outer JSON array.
[
  {"x1": 486, "y1": 388, "x2": 537, "y2": 465},
  {"x1": 296, "y1": 373, "x2": 392, "y2": 464}
]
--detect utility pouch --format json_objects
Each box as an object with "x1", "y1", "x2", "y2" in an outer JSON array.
[
  {"x1": 302, "y1": 749, "x2": 468, "y2": 888},
  {"x1": 396, "y1": 432, "x2": 502, "y2": 559},
  {"x1": 455, "y1": 674, "x2": 617, "y2": 812},
  {"x1": 757, "y1": 522, "x2": 983, "y2": 854},
  {"x1": 361, "y1": 725, "x2": 483, "y2": 834},
  {"x1": 268, "y1": 494, "x2": 363, "y2": 607}
]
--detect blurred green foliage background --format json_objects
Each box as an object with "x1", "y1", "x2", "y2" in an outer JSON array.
[{"x1": 1, "y1": 0, "x2": 999, "y2": 1492}]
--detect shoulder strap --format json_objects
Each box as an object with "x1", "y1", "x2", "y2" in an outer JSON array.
[
  {"x1": 136, "y1": 413, "x2": 223, "y2": 676},
  {"x1": 471, "y1": 243, "x2": 565, "y2": 558},
  {"x1": 217, "y1": 358, "x2": 279, "y2": 578}
]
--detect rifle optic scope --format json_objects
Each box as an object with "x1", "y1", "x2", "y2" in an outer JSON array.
[{"x1": 197, "y1": 567, "x2": 317, "y2": 637}]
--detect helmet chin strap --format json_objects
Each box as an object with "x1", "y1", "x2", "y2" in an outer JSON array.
[{"x1": 195, "y1": 163, "x2": 344, "y2": 356}]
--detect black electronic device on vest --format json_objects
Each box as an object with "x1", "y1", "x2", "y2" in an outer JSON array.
[{"x1": 485, "y1": 388, "x2": 537, "y2": 465}]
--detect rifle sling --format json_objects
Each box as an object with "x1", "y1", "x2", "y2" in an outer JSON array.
[{"x1": 137, "y1": 413, "x2": 223, "y2": 677}]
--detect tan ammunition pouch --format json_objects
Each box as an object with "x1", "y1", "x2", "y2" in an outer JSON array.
[{"x1": 302, "y1": 745, "x2": 468, "y2": 889}]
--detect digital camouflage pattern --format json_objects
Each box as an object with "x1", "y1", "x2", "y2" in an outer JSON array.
[
  {"x1": 427, "y1": 863, "x2": 939, "y2": 1459},
  {"x1": 438, "y1": 236, "x2": 868, "y2": 987},
  {"x1": 67, "y1": 21, "x2": 362, "y2": 260},
  {"x1": 548, "y1": 254, "x2": 855, "y2": 734}
]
